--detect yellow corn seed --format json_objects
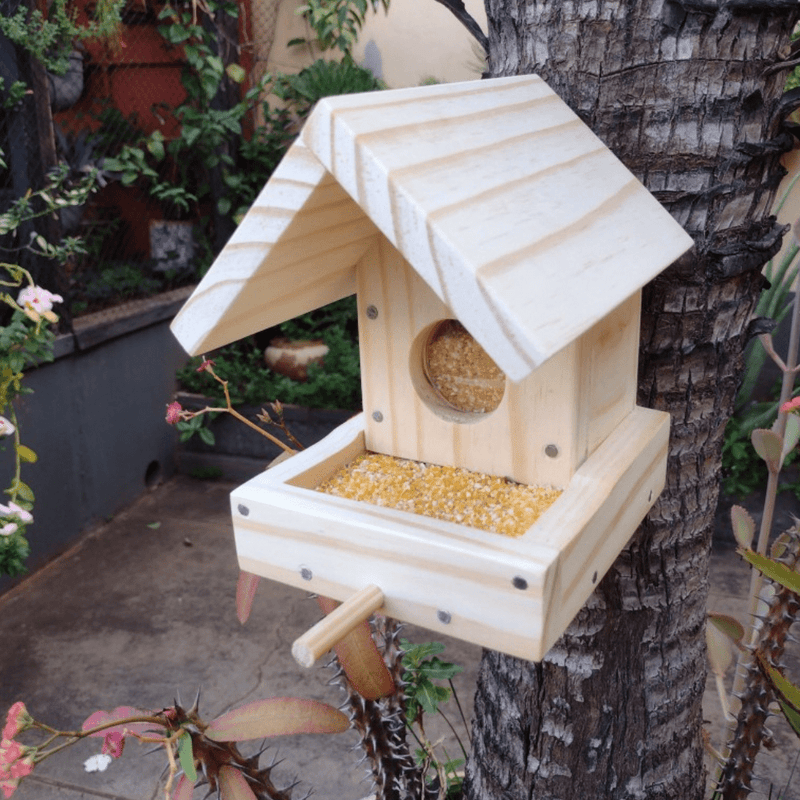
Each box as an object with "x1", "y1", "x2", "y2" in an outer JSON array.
[{"x1": 317, "y1": 453, "x2": 561, "y2": 538}]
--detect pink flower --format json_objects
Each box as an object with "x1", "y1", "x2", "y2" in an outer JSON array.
[
  {"x1": 195, "y1": 358, "x2": 215, "y2": 373},
  {"x1": 17, "y1": 286, "x2": 62, "y2": 314},
  {"x1": 0, "y1": 738, "x2": 33, "y2": 798},
  {"x1": 101, "y1": 730, "x2": 124, "y2": 759},
  {"x1": 0, "y1": 418, "x2": 15, "y2": 438},
  {"x1": 1, "y1": 705, "x2": 30, "y2": 741},
  {"x1": 0, "y1": 524, "x2": 17, "y2": 538},
  {"x1": 165, "y1": 402, "x2": 183, "y2": 425},
  {"x1": 781, "y1": 396, "x2": 800, "y2": 414}
]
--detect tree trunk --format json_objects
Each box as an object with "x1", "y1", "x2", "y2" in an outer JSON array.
[{"x1": 464, "y1": 2, "x2": 800, "y2": 798}]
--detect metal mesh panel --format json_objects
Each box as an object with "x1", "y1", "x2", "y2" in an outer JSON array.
[{"x1": 1, "y1": 0, "x2": 288, "y2": 319}]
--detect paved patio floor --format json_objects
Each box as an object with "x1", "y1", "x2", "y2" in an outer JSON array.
[{"x1": 0, "y1": 474, "x2": 798, "y2": 799}]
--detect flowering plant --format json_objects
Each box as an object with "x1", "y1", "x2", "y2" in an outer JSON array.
[
  {"x1": 0, "y1": 267, "x2": 65, "y2": 576},
  {"x1": 0, "y1": 128, "x2": 99, "y2": 576},
  {"x1": 0, "y1": 695, "x2": 349, "y2": 799}
]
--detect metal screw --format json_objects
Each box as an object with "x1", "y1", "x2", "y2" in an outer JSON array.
[
  {"x1": 512, "y1": 576, "x2": 528, "y2": 590},
  {"x1": 437, "y1": 610, "x2": 452, "y2": 624},
  {"x1": 300, "y1": 568, "x2": 313, "y2": 581},
  {"x1": 372, "y1": 411, "x2": 384, "y2": 423},
  {"x1": 545, "y1": 444, "x2": 559, "y2": 458},
  {"x1": 366, "y1": 305, "x2": 379, "y2": 319},
  {"x1": 237, "y1": 504, "x2": 250, "y2": 516}
]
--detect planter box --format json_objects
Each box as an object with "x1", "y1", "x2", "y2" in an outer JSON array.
[
  {"x1": 175, "y1": 391, "x2": 357, "y2": 482},
  {"x1": 0, "y1": 287, "x2": 193, "y2": 594}
]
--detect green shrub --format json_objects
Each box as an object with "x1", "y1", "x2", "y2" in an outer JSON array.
[{"x1": 177, "y1": 297, "x2": 361, "y2": 411}]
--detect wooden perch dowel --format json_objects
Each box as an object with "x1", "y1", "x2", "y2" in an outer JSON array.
[{"x1": 292, "y1": 585, "x2": 384, "y2": 668}]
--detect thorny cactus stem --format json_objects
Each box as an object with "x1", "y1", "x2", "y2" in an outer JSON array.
[
  {"x1": 327, "y1": 616, "x2": 438, "y2": 800},
  {"x1": 715, "y1": 525, "x2": 800, "y2": 800}
]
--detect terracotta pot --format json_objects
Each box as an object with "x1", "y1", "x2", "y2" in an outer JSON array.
[{"x1": 264, "y1": 338, "x2": 328, "y2": 382}]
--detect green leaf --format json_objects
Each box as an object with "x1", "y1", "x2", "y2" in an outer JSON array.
[
  {"x1": 225, "y1": 63, "x2": 246, "y2": 84},
  {"x1": 419, "y1": 657, "x2": 463, "y2": 681},
  {"x1": 147, "y1": 136, "x2": 165, "y2": 160},
  {"x1": 147, "y1": 522, "x2": 161, "y2": 530},
  {"x1": 740, "y1": 548, "x2": 800, "y2": 595},
  {"x1": 415, "y1": 677, "x2": 450, "y2": 716},
  {"x1": 752, "y1": 428, "x2": 783, "y2": 473},
  {"x1": 15, "y1": 444, "x2": 37, "y2": 464},
  {"x1": 205, "y1": 698, "x2": 349, "y2": 741},
  {"x1": 730, "y1": 505, "x2": 755, "y2": 549},
  {"x1": 779, "y1": 699, "x2": 800, "y2": 738},
  {"x1": 761, "y1": 655, "x2": 800, "y2": 713},
  {"x1": 198, "y1": 427, "x2": 215, "y2": 446},
  {"x1": 13, "y1": 481, "x2": 34, "y2": 503},
  {"x1": 177, "y1": 731, "x2": 197, "y2": 782}
]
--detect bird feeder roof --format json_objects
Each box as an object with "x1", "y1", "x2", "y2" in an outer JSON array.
[{"x1": 171, "y1": 75, "x2": 693, "y2": 381}]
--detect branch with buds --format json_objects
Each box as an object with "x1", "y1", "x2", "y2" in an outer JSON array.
[{"x1": 165, "y1": 359, "x2": 302, "y2": 456}]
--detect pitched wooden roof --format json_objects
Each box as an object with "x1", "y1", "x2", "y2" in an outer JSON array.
[{"x1": 171, "y1": 75, "x2": 693, "y2": 381}]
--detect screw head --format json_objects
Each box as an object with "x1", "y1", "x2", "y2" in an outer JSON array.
[
  {"x1": 300, "y1": 567, "x2": 313, "y2": 581},
  {"x1": 437, "y1": 610, "x2": 452, "y2": 624},
  {"x1": 545, "y1": 444, "x2": 559, "y2": 458},
  {"x1": 366, "y1": 305, "x2": 379, "y2": 320},
  {"x1": 237, "y1": 504, "x2": 250, "y2": 516},
  {"x1": 372, "y1": 411, "x2": 384, "y2": 423},
  {"x1": 512, "y1": 576, "x2": 528, "y2": 590}
]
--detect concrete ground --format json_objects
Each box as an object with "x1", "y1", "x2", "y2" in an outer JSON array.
[{"x1": 0, "y1": 474, "x2": 799, "y2": 800}]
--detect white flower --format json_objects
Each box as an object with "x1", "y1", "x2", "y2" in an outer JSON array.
[
  {"x1": 0, "y1": 502, "x2": 33, "y2": 524},
  {"x1": 0, "y1": 417, "x2": 15, "y2": 437},
  {"x1": 0, "y1": 523, "x2": 18, "y2": 536},
  {"x1": 84, "y1": 753, "x2": 112, "y2": 773},
  {"x1": 17, "y1": 285, "x2": 63, "y2": 313}
]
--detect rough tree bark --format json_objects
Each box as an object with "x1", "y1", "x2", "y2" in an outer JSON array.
[{"x1": 463, "y1": 2, "x2": 800, "y2": 798}]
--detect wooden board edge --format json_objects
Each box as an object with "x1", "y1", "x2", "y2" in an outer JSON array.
[{"x1": 537, "y1": 406, "x2": 670, "y2": 655}]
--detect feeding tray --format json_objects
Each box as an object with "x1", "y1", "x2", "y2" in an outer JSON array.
[{"x1": 232, "y1": 409, "x2": 668, "y2": 662}]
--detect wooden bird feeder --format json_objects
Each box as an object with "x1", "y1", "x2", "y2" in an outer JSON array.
[{"x1": 170, "y1": 75, "x2": 693, "y2": 663}]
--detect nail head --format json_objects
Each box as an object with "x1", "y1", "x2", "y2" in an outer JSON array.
[
  {"x1": 372, "y1": 411, "x2": 384, "y2": 423},
  {"x1": 237, "y1": 504, "x2": 250, "y2": 516},
  {"x1": 300, "y1": 568, "x2": 313, "y2": 581},
  {"x1": 366, "y1": 305, "x2": 379, "y2": 319},
  {"x1": 437, "y1": 610, "x2": 451, "y2": 624},
  {"x1": 545, "y1": 444, "x2": 559, "y2": 458},
  {"x1": 512, "y1": 576, "x2": 528, "y2": 590}
]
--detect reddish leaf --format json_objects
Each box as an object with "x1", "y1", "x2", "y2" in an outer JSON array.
[
  {"x1": 708, "y1": 613, "x2": 745, "y2": 645},
  {"x1": 236, "y1": 571, "x2": 260, "y2": 624},
  {"x1": 219, "y1": 766, "x2": 257, "y2": 800},
  {"x1": 204, "y1": 698, "x2": 349, "y2": 742},
  {"x1": 82, "y1": 707, "x2": 165, "y2": 739},
  {"x1": 730, "y1": 505, "x2": 755, "y2": 550},
  {"x1": 752, "y1": 427, "x2": 783, "y2": 473},
  {"x1": 316, "y1": 596, "x2": 395, "y2": 701},
  {"x1": 170, "y1": 774, "x2": 195, "y2": 800}
]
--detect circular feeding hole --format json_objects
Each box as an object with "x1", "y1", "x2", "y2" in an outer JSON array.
[{"x1": 421, "y1": 320, "x2": 505, "y2": 416}]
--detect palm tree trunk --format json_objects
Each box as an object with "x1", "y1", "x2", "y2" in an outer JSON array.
[{"x1": 464, "y1": 1, "x2": 800, "y2": 798}]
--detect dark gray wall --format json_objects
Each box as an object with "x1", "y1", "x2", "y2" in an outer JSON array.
[{"x1": 0, "y1": 293, "x2": 190, "y2": 594}]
